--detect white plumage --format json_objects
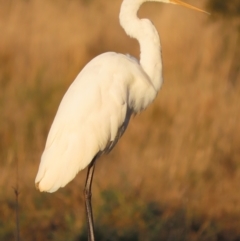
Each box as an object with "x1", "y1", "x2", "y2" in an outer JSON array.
[
  {"x1": 35, "y1": 0, "x2": 207, "y2": 193},
  {"x1": 35, "y1": 52, "x2": 159, "y2": 192}
]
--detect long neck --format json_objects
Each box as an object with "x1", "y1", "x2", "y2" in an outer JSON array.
[{"x1": 119, "y1": 0, "x2": 163, "y2": 91}]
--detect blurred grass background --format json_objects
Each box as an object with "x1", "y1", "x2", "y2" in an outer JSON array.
[{"x1": 0, "y1": 0, "x2": 240, "y2": 240}]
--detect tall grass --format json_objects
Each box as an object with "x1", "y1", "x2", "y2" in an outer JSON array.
[{"x1": 0, "y1": 0, "x2": 239, "y2": 240}]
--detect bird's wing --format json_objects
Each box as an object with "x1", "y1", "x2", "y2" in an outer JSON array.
[{"x1": 35, "y1": 53, "x2": 131, "y2": 192}]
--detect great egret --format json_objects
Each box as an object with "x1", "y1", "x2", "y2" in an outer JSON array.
[{"x1": 35, "y1": 0, "x2": 207, "y2": 240}]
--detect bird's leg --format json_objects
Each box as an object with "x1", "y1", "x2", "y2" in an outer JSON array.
[{"x1": 84, "y1": 160, "x2": 96, "y2": 241}]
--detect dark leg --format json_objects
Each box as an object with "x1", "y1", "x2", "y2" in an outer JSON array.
[{"x1": 84, "y1": 160, "x2": 96, "y2": 241}]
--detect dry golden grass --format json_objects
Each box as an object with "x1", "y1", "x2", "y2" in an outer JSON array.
[{"x1": 0, "y1": 0, "x2": 240, "y2": 240}]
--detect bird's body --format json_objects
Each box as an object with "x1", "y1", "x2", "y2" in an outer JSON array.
[{"x1": 36, "y1": 51, "x2": 161, "y2": 192}]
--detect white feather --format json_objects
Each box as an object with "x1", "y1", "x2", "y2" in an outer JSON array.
[
  {"x1": 35, "y1": 0, "x2": 205, "y2": 192},
  {"x1": 35, "y1": 52, "x2": 159, "y2": 192}
]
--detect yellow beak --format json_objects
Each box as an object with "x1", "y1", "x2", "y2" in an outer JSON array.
[{"x1": 170, "y1": 0, "x2": 210, "y2": 15}]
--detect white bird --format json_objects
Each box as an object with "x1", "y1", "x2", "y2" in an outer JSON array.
[{"x1": 35, "y1": 0, "x2": 207, "y2": 240}]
